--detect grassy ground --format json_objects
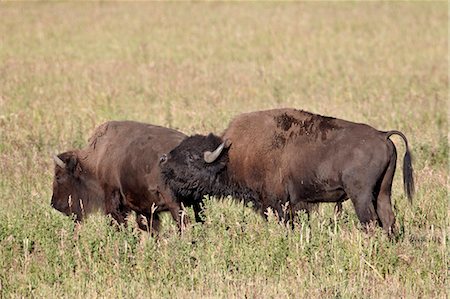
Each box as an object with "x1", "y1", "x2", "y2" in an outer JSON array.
[{"x1": 0, "y1": 2, "x2": 447, "y2": 298}]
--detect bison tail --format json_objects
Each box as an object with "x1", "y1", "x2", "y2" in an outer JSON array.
[{"x1": 386, "y1": 130, "x2": 415, "y2": 203}]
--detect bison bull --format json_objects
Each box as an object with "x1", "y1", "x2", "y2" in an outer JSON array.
[
  {"x1": 51, "y1": 121, "x2": 188, "y2": 232},
  {"x1": 160, "y1": 108, "x2": 414, "y2": 235}
]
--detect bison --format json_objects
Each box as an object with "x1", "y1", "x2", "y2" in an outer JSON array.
[
  {"x1": 51, "y1": 120, "x2": 189, "y2": 232},
  {"x1": 160, "y1": 108, "x2": 414, "y2": 235}
]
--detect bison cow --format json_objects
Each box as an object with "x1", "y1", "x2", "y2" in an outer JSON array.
[
  {"x1": 160, "y1": 108, "x2": 414, "y2": 235},
  {"x1": 51, "y1": 121, "x2": 188, "y2": 232}
]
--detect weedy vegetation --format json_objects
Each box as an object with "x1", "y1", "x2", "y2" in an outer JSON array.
[{"x1": 0, "y1": 2, "x2": 447, "y2": 298}]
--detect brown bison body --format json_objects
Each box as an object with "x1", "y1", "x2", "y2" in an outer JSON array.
[
  {"x1": 51, "y1": 121, "x2": 187, "y2": 231},
  {"x1": 160, "y1": 108, "x2": 414, "y2": 235}
]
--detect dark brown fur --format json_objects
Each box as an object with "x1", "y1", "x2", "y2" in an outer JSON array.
[
  {"x1": 161, "y1": 108, "x2": 414, "y2": 235},
  {"x1": 51, "y1": 121, "x2": 187, "y2": 232}
]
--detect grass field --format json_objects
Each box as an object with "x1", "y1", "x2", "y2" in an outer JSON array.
[{"x1": 0, "y1": 2, "x2": 448, "y2": 298}]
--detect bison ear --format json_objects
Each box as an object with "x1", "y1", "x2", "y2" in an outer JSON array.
[
  {"x1": 55, "y1": 152, "x2": 82, "y2": 176},
  {"x1": 58, "y1": 152, "x2": 79, "y2": 175},
  {"x1": 66, "y1": 155, "x2": 78, "y2": 174}
]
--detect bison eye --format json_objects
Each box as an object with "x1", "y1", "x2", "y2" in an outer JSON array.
[
  {"x1": 186, "y1": 153, "x2": 197, "y2": 163},
  {"x1": 159, "y1": 154, "x2": 167, "y2": 164},
  {"x1": 56, "y1": 175, "x2": 64, "y2": 183}
]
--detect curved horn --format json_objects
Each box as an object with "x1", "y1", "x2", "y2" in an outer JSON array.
[
  {"x1": 204, "y1": 142, "x2": 225, "y2": 163},
  {"x1": 53, "y1": 155, "x2": 66, "y2": 168}
]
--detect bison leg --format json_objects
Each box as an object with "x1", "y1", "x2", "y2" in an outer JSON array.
[
  {"x1": 192, "y1": 201, "x2": 204, "y2": 223},
  {"x1": 158, "y1": 190, "x2": 188, "y2": 232},
  {"x1": 147, "y1": 212, "x2": 161, "y2": 235},
  {"x1": 344, "y1": 177, "x2": 378, "y2": 231},
  {"x1": 375, "y1": 151, "x2": 397, "y2": 236},
  {"x1": 350, "y1": 192, "x2": 378, "y2": 231},
  {"x1": 167, "y1": 203, "x2": 189, "y2": 232},
  {"x1": 109, "y1": 208, "x2": 129, "y2": 227},
  {"x1": 105, "y1": 189, "x2": 128, "y2": 226},
  {"x1": 334, "y1": 202, "x2": 343, "y2": 216},
  {"x1": 136, "y1": 213, "x2": 150, "y2": 231}
]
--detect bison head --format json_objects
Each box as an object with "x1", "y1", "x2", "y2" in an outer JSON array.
[
  {"x1": 51, "y1": 151, "x2": 104, "y2": 221},
  {"x1": 159, "y1": 134, "x2": 231, "y2": 201}
]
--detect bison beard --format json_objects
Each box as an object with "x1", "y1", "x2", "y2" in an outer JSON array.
[{"x1": 160, "y1": 108, "x2": 414, "y2": 236}]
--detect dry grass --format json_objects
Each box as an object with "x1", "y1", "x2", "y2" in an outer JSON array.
[{"x1": 0, "y1": 2, "x2": 447, "y2": 298}]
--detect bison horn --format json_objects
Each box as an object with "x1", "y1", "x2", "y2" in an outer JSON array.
[
  {"x1": 53, "y1": 155, "x2": 66, "y2": 168},
  {"x1": 204, "y1": 142, "x2": 226, "y2": 163}
]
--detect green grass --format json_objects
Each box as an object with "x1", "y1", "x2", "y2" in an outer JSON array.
[{"x1": 0, "y1": 2, "x2": 447, "y2": 298}]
